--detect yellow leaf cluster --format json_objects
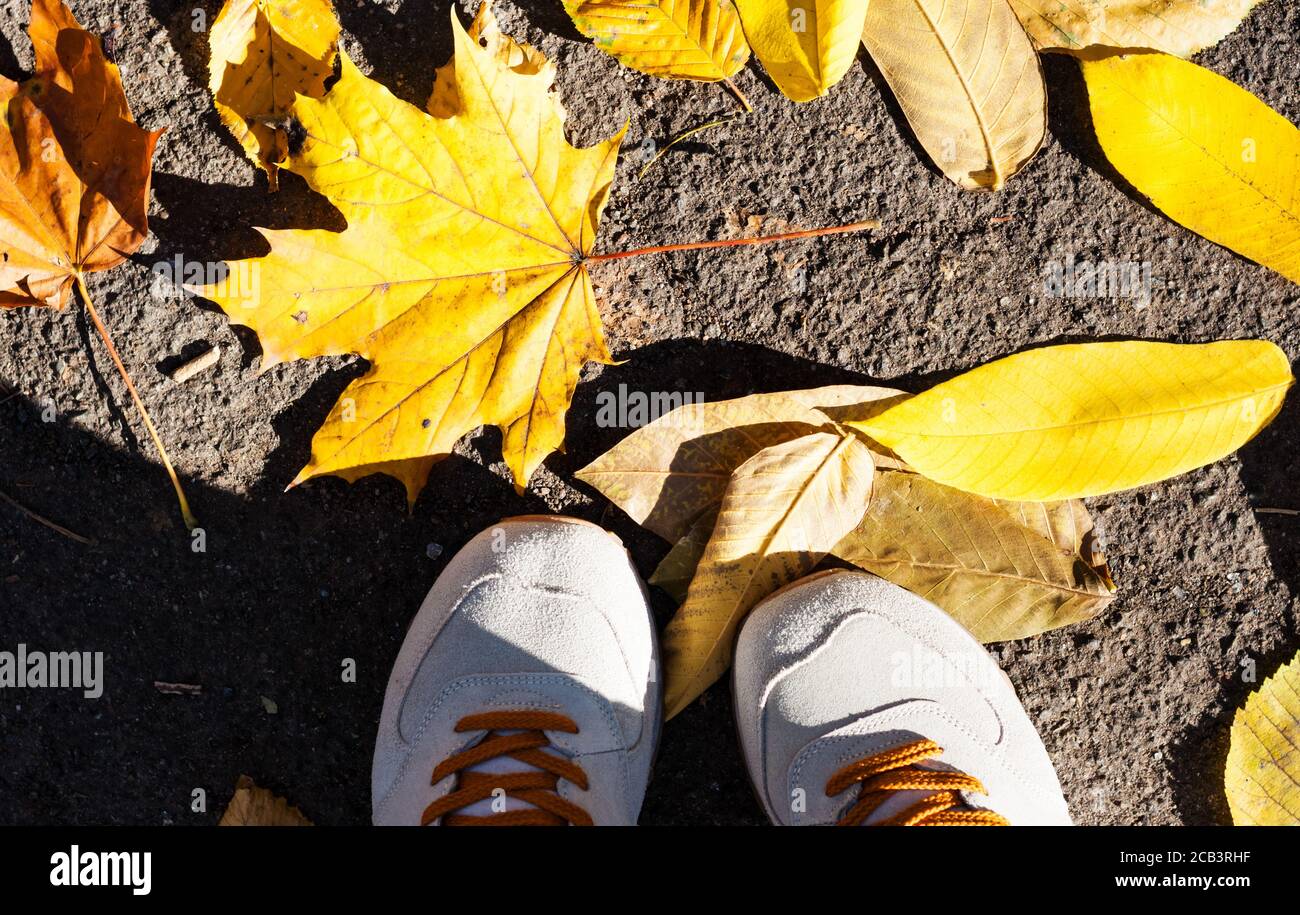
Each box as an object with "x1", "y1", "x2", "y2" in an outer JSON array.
[{"x1": 581, "y1": 340, "x2": 1290, "y2": 717}]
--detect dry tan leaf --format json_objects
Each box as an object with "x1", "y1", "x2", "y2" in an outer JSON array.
[
  {"x1": 991, "y1": 496, "x2": 1096, "y2": 559},
  {"x1": 218, "y1": 775, "x2": 313, "y2": 826},
  {"x1": 860, "y1": 0, "x2": 1047, "y2": 190},
  {"x1": 1010, "y1": 0, "x2": 1262, "y2": 58},
  {"x1": 577, "y1": 385, "x2": 901, "y2": 542},
  {"x1": 647, "y1": 473, "x2": 1101, "y2": 609},
  {"x1": 832, "y1": 471, "x2": 1115, "y2": 642},
  {"x1": 649, "y1": 506, "x2": 718, "y2": 603},
  {"x1": 663, "y1": 430, "x2": 876, "y2": 717}
]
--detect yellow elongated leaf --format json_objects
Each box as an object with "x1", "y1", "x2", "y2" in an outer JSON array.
[
  {"x1": 201, "y1": 4, "x2": 621, "y2": 500},
  {"x1": 861, "y1": 0, "x2": 1046, "y2": 190},
  {"x1": 208, "y1": 0, "x2": 340, "y2": 191},
  {"x1": 663, "y1": 431, "x2": 875, "y2": 717},
  {"x1": 734, "y1": 0, "x2": 870, "y2": 102},
  {"x1": 649, "y1": 506, "x2": 718, "y2": 602},
  {"x1": 849, "y1": 341, "x2": 1293, "y2": 501},
  {"x1": 1082, "y1": 52, "x2": 1300, "y2": 284},
  {"x1": 562, "y1": 0, "x2": 750, "y2": 81},
  {"x1": 577, "y1": 384, "x2": 900, "y2": 541},
  {"x1": 219, "y1": 775, "x2": 313, "y2": 826},
  {"x1": 1225, "y1": 650, "x2": 1300, "y2": 825},
  {"x1": 833, "y1": 471, "x2": 1115, "y2": 642},
  {"x1": 1010, "y1": 0, "x2": 1261, "y2": 58}
]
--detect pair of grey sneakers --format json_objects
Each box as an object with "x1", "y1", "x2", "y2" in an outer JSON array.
[{"x1": 372, "y1": 517, "x2": 1072, "y2": 826}]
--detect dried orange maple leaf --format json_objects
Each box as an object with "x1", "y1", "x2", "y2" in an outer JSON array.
[
  {"x1": 1, "y1": 0, "x2": 193, "y2": 528},
  {"x1": 1, "y1": 0, "x2": 160, "y2": 308},
  {"x1": 202, "y1": 2, "x2": 875, "y2": 504}
]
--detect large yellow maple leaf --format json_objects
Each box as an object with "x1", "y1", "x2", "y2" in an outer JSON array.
[{"x1": 203, "y1": 4, "x2": 622, "y2": 501}]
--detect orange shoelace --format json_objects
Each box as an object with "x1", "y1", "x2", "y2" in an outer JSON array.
[
  {"x1": 826, "y1": 738, "x2": 1009, "y2": 826},
  {"x1": 421, "y1": 710, "x2": 593, "y2": 826}
]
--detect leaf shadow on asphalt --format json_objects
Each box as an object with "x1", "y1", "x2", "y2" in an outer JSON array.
[
  {"x1": 0, "y1": 385, "x2": 544, "y2": 824},
  {"x1": 0, "y1": 22, "x2": 21, "y2": 76},
  {"x1": 0, "y1": 337, "x2": 913, "y2": 825}
]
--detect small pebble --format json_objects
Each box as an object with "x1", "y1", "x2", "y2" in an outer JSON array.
[{"x1": 426, "y1": 543, "x2": 444, "y2": 560}]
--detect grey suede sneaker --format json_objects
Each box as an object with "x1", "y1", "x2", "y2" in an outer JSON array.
[
  {"x1": 733, "y1": 570, "x2": 1072, "y2": 826},
  {"x1": 372, "y1": 516, "x2": 660, "y2": 826}
]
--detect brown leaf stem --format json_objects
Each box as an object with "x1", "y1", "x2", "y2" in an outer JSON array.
[
  {"x1": 0, "y1": 488, "x2": 94, "y2": 544},
  {"x1": 74, "y1": 273, "x2": 197, "y2": 531}
]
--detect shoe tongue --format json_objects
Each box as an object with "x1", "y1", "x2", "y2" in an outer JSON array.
[{"x1": 457, "y1": 730, "x2": 546, "y2": 817}]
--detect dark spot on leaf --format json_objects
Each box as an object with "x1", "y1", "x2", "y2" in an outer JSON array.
[
  {"x1": 293, "y1": 311, "x2": 308, "y2": 324},
  {"x1": 286, "y1": 118, "x2": 307, "y2": 157},
  {"x1": 421, "y1": 419, "x2": 431, "y2": 429}
]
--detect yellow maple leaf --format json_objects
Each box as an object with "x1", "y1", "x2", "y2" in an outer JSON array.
[
  {"x1": 1082, "y1": 52, "x2": 1300, "y2": 285},
  {"x1": 208, "y1": 0, "x2": 340, "y2": 191},
  {"x1": 1225, "y1": 650, "x2": 1300, "y2": 825},
  {"x1": 202, "y1": 4, "x2": 623, "y2": 502},
  {"x1": 848, "y1": 340, "x2": 1293, "y2": 501},
  {"x1": 562, "y1": 0, "x2": 750, "y2": 81}
]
